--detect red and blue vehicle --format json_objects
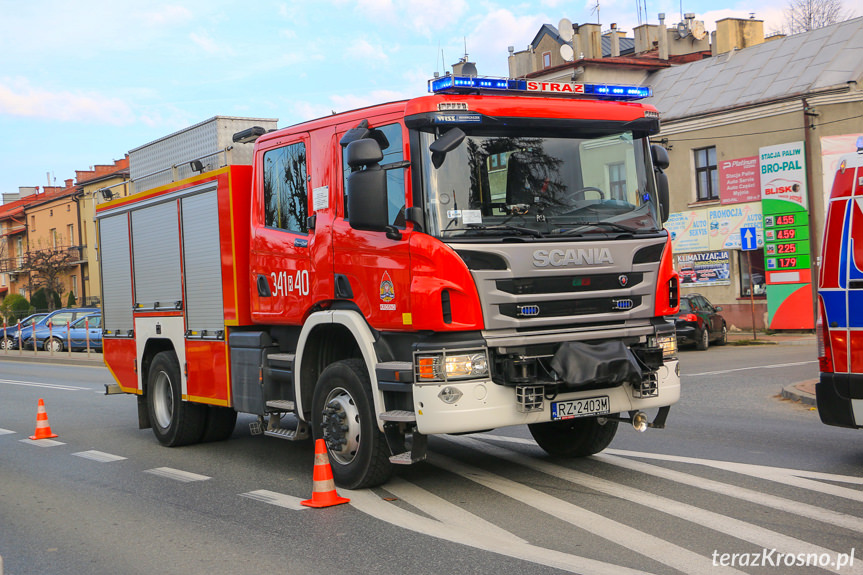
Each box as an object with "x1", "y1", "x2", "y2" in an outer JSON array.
[
  {"x1": 97, "y1": 78, "x2": 680, "y2": 488},
  {"x1": 816, "y1": 137, "x2": 863, "y2": 429}
]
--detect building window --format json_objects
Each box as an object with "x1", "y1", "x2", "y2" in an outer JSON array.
[
  {"x1": 68, "y1": 224, "x2": 75, "y2": 246},
  {"x1": 542, "y1": 51, "x2": 552, "y2": 68},
  {"x1": 70, "y1": 275, "x2": 78, "y2": 298},
  {"x1": 31, "y1": 215, "x2": 36, "y2": 231},
  {"x1": 739, "y1": 250, "x2": 766, "y2": 296},
  {"x1": 608, "y1": 162, "x2": 627, "y2": 198},
  {"x1": 694, "y1": 147, "x2": 718, "y2": 201},
  {"x1": 263, "y1": 141, "x2": 308, "y2": 234},
  {"x1": 50, "y1": 228, "x2": 58, "y2": 248}
]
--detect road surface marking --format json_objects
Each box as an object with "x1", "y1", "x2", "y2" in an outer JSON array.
[
  {"x1": 449, "y1": 436, "x2": 862, "y2": 575},
  {"x1": 346, "y1": 487, "x2": 660, "y2": 575},
  {"x1": 382, "y1": 477, "x2": 526, "y2": 545},
  {"x1": 0, "y1": 428, "x2": 15, "y2": 435},
  {"x1": 433, "y1": 441, "x2": 743, "y2": 575},
  {"x1": 240, "y1": 490, "x2": 309, "y2": 511},
  {"x1": 72, "y1": 450, "x2": 127, "y2": 463},
  {"x1": 0, "y1": 378, "x2": 90, "y2": 391},
  {"x1": 683, "y1": 360, "x2": 817, "y2": 377},
  {"x1": 20, "y1": 438, "x2": 64, "y2": 447},
  {"x1": 144, "y1": 467, "x2": 210, "y2": 482}
]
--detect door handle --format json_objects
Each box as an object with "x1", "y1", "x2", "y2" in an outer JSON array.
[{"x1": 257, "y1": 274, "x2": 272, "y2": 297}]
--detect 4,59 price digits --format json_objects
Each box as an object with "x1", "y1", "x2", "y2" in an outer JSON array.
[{"x1": 776, "y1": 228, "x2": 796, "y2": 240}]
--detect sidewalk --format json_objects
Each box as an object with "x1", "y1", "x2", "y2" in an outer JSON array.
[{"x1": 0, "y1": 349, "x2": 104, "y2": 367}]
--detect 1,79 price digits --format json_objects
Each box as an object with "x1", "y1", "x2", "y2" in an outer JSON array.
[{"x1": 778, "y1": 257, "x2": 797, "y2": 268}]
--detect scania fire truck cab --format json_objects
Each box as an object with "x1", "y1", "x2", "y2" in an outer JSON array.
[
  {"x1": 99, "y1": 77, "x2": 680, "y2": 489},
  {"x1": 816, "y1": 136, "x2": 863, "y2": 429}
]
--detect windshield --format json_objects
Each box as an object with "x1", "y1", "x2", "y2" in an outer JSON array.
[{"x1": 419, "y1": 128, "x2": 661, "y2": 239}]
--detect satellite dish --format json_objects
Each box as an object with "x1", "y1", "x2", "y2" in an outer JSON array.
[
  {"x1": 560, "y1": 43, "x2": 574, "y2": 62},
  {"x1": 461, "y1": 62, "x2": 478, "y2": 76},
  {"x1": 559, "y1": 18, "x2": 574, "y2": 42},
  {"x1": 676, "y1": 21, "x2": 688, "y2": 39},
  {"x1": 691, "y1": 20, "x2": 707, "y2": 40}
]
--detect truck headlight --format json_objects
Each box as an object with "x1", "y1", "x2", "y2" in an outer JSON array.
[
  {"x1": 415, "y1": 350, "x2": 489, "y2": 381},
  {"x1": 650, "y1": 333, "x2": 677, "y2": 358}
]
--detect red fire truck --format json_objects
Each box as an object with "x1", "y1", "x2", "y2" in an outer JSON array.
[
  {"x1": 816, "y1": 137, "x2": 863, "y2": 429},
  {"x1": 97, "y1": 77, "x2": 680, "y2": 488}
]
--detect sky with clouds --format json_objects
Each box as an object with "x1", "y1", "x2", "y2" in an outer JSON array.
[{"x1": 0, "y1": 0, "x2": 823, "y2": 195}]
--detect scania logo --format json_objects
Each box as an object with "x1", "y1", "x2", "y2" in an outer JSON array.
[
  {"x1": 619, "y1": 274, "x2": 629, "y2": 287},
  {"x1": 533, "y1": 248, "x2": 614, "y2": 267},
  {"x1": 517, "y1": 305, "x2": 540, "y2": 317}
]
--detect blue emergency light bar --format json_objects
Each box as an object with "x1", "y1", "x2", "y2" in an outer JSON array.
[{"x1": 429, "y1": 75, "x2": 651, "y2": 100}]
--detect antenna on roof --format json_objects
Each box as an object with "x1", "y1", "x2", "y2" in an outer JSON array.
[{"x1": 591, "y1": 0, "x2": 600, "y2": 24}]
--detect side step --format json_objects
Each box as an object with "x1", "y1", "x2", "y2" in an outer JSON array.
[
  {"x1": 388, "y1": 432, "x2": 428, "y2": 465},
  {"x1": 260, "y1": 400, "x2": 310, "y2": 441},
  {"x1": 381, "y1": 410, "x2": 426, "y2": 465},
  {"x1": 379, "y1": 410, "x2": 416, "y2": 423}
]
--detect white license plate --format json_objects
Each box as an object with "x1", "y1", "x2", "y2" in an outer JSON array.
[{"x1": 551, "y1": 396, "x2": 610, "y2": 420}]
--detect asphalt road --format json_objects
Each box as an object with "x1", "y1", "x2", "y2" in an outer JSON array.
[{"x1": 1, "y1": 341, "x2": 861, "y2": 575}]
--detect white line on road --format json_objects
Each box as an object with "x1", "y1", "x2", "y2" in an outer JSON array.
[
  {"x1": 346, "y1": 487, "x2": 660, "y2": 575},
  {"x1": 682, "y1": 360, "x2": 817, "y2": 377},
  {"x1": 434, "y1": 440, "x2": 744, "y2": 575},
  {"x1": 144, "y1": 467, "x2": 210, "y2": 482},
  {"x1": 0, "y1": 428, "x2": 15, "y2": 435},
  {"x1": 0, "y1": 378, "x2": 91, "y2": 391},
  {"x1": 240, "y1": 490, "x2": 309, "y2": 511},
  {"x1": 72, "y1": 450, "x2": 127, "y2": 463},
  {"x1": 454, "y1": 436, "x2": 863, "y2": 575},
  {"x1": 594, "y1": 453, "x2": 863, "y2": 534},
  {"x1": 19, "y1": 438, "x2": 64, "y2": 447}
]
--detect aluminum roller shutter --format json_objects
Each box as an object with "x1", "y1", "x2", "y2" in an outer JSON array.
[
  {"x1": 98, "y1": 214, "x2": 134, "y2": 334},
  {"x1": 181, "y1": 189, "x2": 224, "y2": 335},
  {"x1": 132, "y1": 201, "x2": 182, "y2": 309}
]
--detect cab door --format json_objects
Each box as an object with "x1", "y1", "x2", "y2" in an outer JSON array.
[
  {"x1": 250, "y1": 133, "x2": 314, "y2": 325},
  {"x1": 332, "y1": 118, "x2": 413, "y2": 331}
]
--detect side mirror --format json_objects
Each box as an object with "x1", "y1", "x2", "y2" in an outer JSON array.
[
  {"x1": 651, "y1": 143, "x2": 669, "y2": 170},
  {"x1": 651, "y1": 144, "x2": 671, "y2": 224},
  {"x1": 346, "y1": 139, "x2": 389, "y2": 232},
  {"x1": 429, "y1": 128, "x2": 466, "y2": 168}
]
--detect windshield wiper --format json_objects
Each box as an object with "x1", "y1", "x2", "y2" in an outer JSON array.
[
  {"x1": 556, "y1": 221, "x2": 640, "y2": 236},
  {"x1": 463, "y1": 224, "x2": 544, "y2": 238}
]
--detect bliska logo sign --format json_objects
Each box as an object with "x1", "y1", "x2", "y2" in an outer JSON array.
[{"x1": 533, "y1": 248, "x2": 614, "y2": 267}]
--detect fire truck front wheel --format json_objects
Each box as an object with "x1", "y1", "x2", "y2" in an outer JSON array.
[
  {"x1": 528, "y1": 416, "x2": 619, "y2": 457},
  {"x1": 147, "y1": 351, "x2": 207, "y2": 447},
  {"x1": 311, "y1": 359, "x2": 392, "y2": 489}
]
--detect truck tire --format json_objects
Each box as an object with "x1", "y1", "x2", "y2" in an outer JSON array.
[
  {"x1": 696, "y1": 328, "x2": 709, "y2": 350},
  {"x1": 200, "y1": 406, "x2": 238, "y2": 443},
  {"x1": 528, "y1": 416, "x2": 619, "y2": 457},
  {"x1": 311, "y1": 358, "x2": 392, "y2": 489},
  {"x1": 147, "y1": 351, "x2": 207, "y2": 446}
]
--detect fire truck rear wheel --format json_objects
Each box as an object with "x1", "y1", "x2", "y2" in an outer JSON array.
[
  {"x1": 528, "y1": 416, "x2": 619, "y2": 457},
  {"x1": 147, "y1": 351, "x2": 207, "y2": 447},
  {"x1": 311, "y1": 358, "x2": 392, "y2": 489},
  {"x1": 200, "y1": 406, "x2": 238, "y2": 442}
]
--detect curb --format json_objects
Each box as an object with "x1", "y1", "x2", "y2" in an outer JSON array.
[
  {"x1": 0, "y1": 352, "x2": 104, "y2": 368},
  {"x1": 781, "y1": 379, "x2": 818, "y2": 407}
]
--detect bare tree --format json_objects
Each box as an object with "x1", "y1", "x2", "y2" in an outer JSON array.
[
  {"x1": 25, "y1": 240, "x2": 79, "y2": 311},
  {"x1": 785, "y1": 0, "x2": 853, "y2": 33}
]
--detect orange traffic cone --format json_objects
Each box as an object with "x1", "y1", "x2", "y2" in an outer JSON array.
[
  {"x1": 301, "y1": 438, "x2": 350, "y2": 508},
  {"x1": 29, "y1": 398, "x2": 58, "y2": 440}
]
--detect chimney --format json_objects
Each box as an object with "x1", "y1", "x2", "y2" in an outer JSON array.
[
  {"x1": 578, "y1": 23, "x2": 602, "y2": 59},
  {"x1": 658, "y1": 13, "x2": 669, "y2": 60},
  {"x1": 609, "y1": 23, "x2": 620, "y2": 57},
  {"x1": 634, "y1": 23, "x2": 659, "y2": 54},
  {"x1": 65, "y1": 178, "x2": 74, "y2": 188},
  {"x1": 714, "y1": 17, "x2": 764, "y2": 55}
]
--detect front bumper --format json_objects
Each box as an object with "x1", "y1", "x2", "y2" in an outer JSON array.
[
  {"x1": 816, "y1": 372, "x2": 863, "y2": 429},
  {"x1": 413, "y1": 359, "x2": 679, "y2": 435}
]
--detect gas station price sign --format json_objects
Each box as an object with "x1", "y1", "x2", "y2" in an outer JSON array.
[{"x1": 764, "y1": 213, "x2": 809, "y2": 270}]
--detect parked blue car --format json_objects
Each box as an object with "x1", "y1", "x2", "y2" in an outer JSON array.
[
  {"x1": 65, "y1": 313, "x2": 102, "y2": 352},
  {"x1": 19, "y1": 307, "x2": 99, "y2": 352},
  {"x1": 1, "y1": 313, "x2": 49, "y2": 350}
]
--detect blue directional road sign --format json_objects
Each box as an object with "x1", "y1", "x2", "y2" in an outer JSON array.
[{"x1": 740, "y1": 227, "x2": 758, "y2": 251}]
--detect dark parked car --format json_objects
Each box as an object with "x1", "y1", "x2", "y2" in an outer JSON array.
[
  {"x1": 1, "y1": 313, "x2": 48, "y2": 350},
  {"x1": 66, "y1": 313, "x2": 102, "y2": 352},
  {"x1": 20, "y1": 307, "x2": 99, "y2": 351},
  {"x1": 673, "y1": 294, "x2": 727, "y2": 350}
]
